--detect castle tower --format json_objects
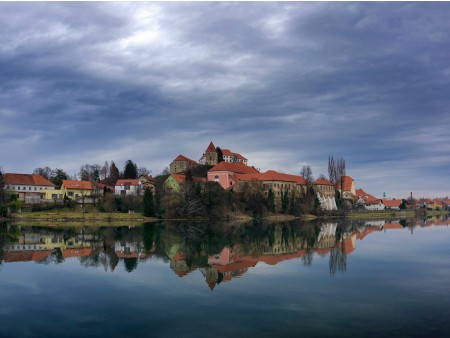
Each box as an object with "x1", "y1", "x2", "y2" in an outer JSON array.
[{"x1": 204, "y1": 141, "x2": 218, "y2": 166}]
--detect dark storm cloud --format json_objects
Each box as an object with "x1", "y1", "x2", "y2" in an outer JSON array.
[{"x1": 1, "y1": 2, "x2": 449, "y2": 197}]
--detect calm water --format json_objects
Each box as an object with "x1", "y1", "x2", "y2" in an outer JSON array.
[{"x1": 1, "y1": 216, "x2": 450, "y2": 337}]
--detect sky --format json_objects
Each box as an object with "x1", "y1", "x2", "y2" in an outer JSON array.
[{"x1": 0, "y1": 2, "x2": 449, "y2": 198}]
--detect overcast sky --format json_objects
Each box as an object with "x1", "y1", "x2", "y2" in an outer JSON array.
[{"x1": 1, "y1": 2, "x2": 449, "y2": 198}]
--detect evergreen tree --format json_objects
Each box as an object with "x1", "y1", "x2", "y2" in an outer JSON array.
[
  {"x1": 268, "y1": 189, "x2": 275, "y2": 212},
  {"x1": 216, "y1": 147, "x2": 224, "y2": 163},
  {"x1": 123, "y1": 160, "x2": 138, "y2": 179},
  {"x1": 107, "y1": 161, "x2": 120, "y2": 186},
  {"x1": 0, "y1": 171, "x2": 7, "y2": 216},
  {"x1": 143, "y1": 187, "x2": 155, "y2": 217},
  {"x1": 281, "y1": 191, "x2": 289, "y2": 213},
  {"x1": 50, "y1": 168, "x2": 68, "y2": 189}
]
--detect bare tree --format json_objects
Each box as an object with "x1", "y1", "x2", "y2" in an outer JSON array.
[
  {"x1": 137, "y1": 167, "x2": 151, "y2": 177},
  {"x1": 33, "y1": 167, "x2": 52, "y2": 179}
]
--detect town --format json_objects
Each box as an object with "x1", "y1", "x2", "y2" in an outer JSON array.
[{"x1": 1, "y1": 141, "x2": 449, "y2": 218}]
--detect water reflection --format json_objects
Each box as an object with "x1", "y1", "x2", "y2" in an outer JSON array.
[{"x1": 1, "y1": 214, "x2": 449, "y2": 286}]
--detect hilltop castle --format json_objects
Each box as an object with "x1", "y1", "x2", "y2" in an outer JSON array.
[{"x1": 169, "y1": 141, "x2": 248, "y2": 174}]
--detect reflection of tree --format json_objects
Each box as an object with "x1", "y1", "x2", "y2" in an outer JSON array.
[
  {"x1": 124, "y1": 258, "x2": 138, "y2": 272},
  {"x1": 329, "y1": 242, "x2": 347, "y2": 276},
  {"x1": 39, "y1": 248, "x2": 64, "y2": 265}
]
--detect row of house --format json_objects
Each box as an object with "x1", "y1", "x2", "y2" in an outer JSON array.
[{"x1": 2, "y1": 172, "x2": 156, "y2": 204}]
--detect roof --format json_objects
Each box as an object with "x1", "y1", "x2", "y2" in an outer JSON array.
[
  {"x1": 63, "y1": 248, "x2": 92, "y2": 258},
  {"x1": 4, "y1": 173, "x2": 55, "y2": 187},
  {"x1": 115, "y1": 179, "x2": 140, "y2": 187},
  {"x1": 4, "y1": 250, "x2": 53, "y2": 262},
  {"x1": 234, "y1": 170, "x2": 306, "y2": 185},
  {"x1": 313, "y1": 178, "x2": 333, "y2": 186},
  {"x1": 173, "y1": 154, "x2": 198, "y2": 165},
  {"x1": 355, "y1": 189, "x2": 378, "y2": 203},
  {"x1": 205, "y1": 141, "x2": 216, "y2": 153},
  {"x1": 171, "y1": 173, "x2": 208, "y2": 185},
  {"x1": 93, "y1": 182, "x2": 114, "y2": 191},
  {"x1": 382, "y1": 199, "x2": 402, "y2": 207},
  {"x1": 221, "y1": 149, "x2": 247, "y2": 160},
  {"x1": 62, "y1": 180, "x2": 92, "y2": 190},
  {"x1": 209, "y1": 162, "x2": 259, "y2": 174},
  {"x1": 336, "y1": 176, "x2": 354, "y2": 191}
]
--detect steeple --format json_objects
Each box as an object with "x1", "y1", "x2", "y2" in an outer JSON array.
[{"x1": 205, "y1": 141, "x2": 216, "y2": 153}]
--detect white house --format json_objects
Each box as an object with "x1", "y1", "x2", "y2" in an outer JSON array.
[
  {"x1": 114, "y1": 179, "x2": 143, "y2": 196},
  {"x1": 364, "y1": 200, "x2": 385, "y2": 211}
]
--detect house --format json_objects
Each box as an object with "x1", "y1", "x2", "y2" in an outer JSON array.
[
  {"x1": 221, "y1": 149, "x2": 248, "y2": 166},
  {"x1": 164, "y1": 173, "x2": 208, "y2": 193},
  {"x1": 92, "y1": 182, "x2": 114, "y2": 195},
  {"x1": 61, "y1": 180, "x2": 93, "y2": 199},
  {"x1": 313, "y1": 178, "x2": 335, "y2": 198},
  {"x1": 114, "y1": 179, "x2": 143, "y2": 196},
  {"x1": 3, "y1": 173, "x2": 55, "y2": 203},
  {"x1": 364, "y1": 199, "x2": 385, "y2": 211},
  {"x1": 231, "y1": 170, "x2": 308, "y2": 211},
  {"x1": 207, "y1": 162, "x2": 259, "y2": 189},
  {"x1": 382, "y1": 199, "x2": 402, "y2": 210},
  {"x1": 138, "y1": 174, "x2": 156, "y2": 193},
  {"x1": 335, "y1": 176, "x2": 356, "y2": 197},
  {"x1": 169, "y1": 155, "x2": 198, "y2": 174}
]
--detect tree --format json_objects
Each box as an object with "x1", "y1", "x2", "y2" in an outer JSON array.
[
  {"x1": 328, "y1": 156, "x2": 346, "y2": 209},
  {"x1": 123, "y1": 160, "x2": 138, "y2": 179},
  {"x1": 50, "y1": 168, "x2": 68, "y2": 189},
  {"x1": 281, "y1": 191, "x2": 289, "y2": 214},
  {"x1": 0, "y1": 170, "x2": 7, "y2": 217},
  {"x1": 143, "y1": 187, "x2": 155, "y2": 217},
  {"x1": 216, "y1": 147, "x2": 224, "y2": 163},
  {"x1": 33, "y1": 167, "x2": 52, "y2": 179},
  {"x1": 300, "y1": 165, "x2": 314, "y2": 184},
  {"x1": 267, "y1": 189, "x2": 275, "y2": 212},
  {"x1": 103, "y1": 161, "x2": 120, "y2": 186},
  {"x1": 137, "y1": 167, "x2": 151, "y2": 178}
]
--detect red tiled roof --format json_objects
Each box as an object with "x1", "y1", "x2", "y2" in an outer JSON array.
[
  {"x1": 173, "y1": 154, "x2": 198, "y2": 165},
  {"x1": 220, "y1": 149, "x2": 247, "y2": 160},
  {"x1": 234, "y1": 153, "x2": 247, "y2": 160},
  {"x1": 171, "y1": 173, "x2": 208, "y2": 184},
  {"x1": 382, "y1": 199, "x2": 402, "y2": 207},
  {"x1": 384, "y1": 222, "x2": 402, "y2": 229},
  {"x1": 115, "y1": 252, "x2": 139, "y2": 258},
  {"x1": 93, "y1": 182, "x2": 114, "y2": 191},
  {"x1": 115, "y1": 179, "x2": 140, "y2": 187},
  {"x1": 209, "y1": 162, "x2": 259, "y2": 174},
  {"x1": 336, "y1": 176, "x2": 354, "y2": 191},
  {"x1": 62, "y1": 180, "x2": 92, "y2": 190},
  {"x1": 4, "y1": 250, "x2": 53, "y2": 262},
  {"x1": 356, "y1": 189, "x2": 378, "y2": 203},
  {"x1": 63, "y1": 248, "x2": 92, "y2": 258},
  {"x1": 313, "y1": 178, "x2": 333, "y2": 186},
  {"x1": 4, "y1": 173, "x2": 55, "y2": 187},
  {"x1": 205, "y1": 142, "x2": 216, "y2": 152},
  {"x1": 234, "y1": 170, "x2": 306, "y2": 185},
  {"x1": 221, "y1": 149, "x2": 233, "y2": 156}
]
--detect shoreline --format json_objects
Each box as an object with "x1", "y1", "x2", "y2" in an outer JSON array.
[{"x1": 1, "y1": 209, "x2": 447, "y2": 227}]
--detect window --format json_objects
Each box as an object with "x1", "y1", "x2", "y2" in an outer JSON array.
[
  {"x1": 23, "y1": 187, "x2": 26, "y2": 190},
  {"x1": 34, "y1": 187, "x2": 37, "y2": 191},
  {"x1": 214, "y1": 175, "x2": 219, "y2": 183},
  {"x1": 68, "y1": 192, "x2": 73, "y2": 196},
  {"x1": 29, "y1": 187, "x2": 31, "y2": 190}
]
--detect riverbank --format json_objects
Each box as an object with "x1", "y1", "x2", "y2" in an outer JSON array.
[{"x1": 2, "y1": 209, "x2": 447, "y2": 227}]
